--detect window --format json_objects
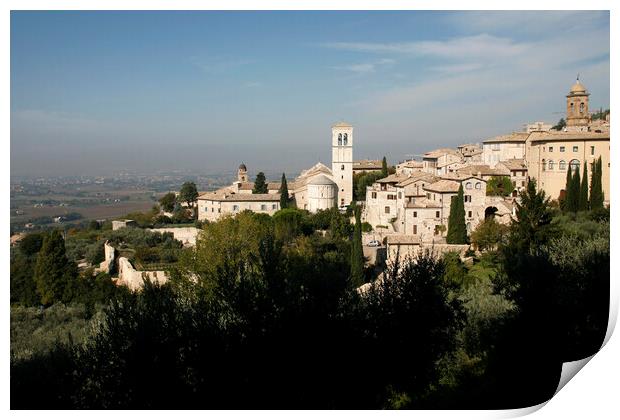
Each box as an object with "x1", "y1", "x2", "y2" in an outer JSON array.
[
  {"x1": 211, "y1": 208, "x2": 214, "y2": 212},
  {"x1": 468, "y1": 211, "x2": 472, "y2": 218},
  {"x1": 549, "y1": 146, "x2": 554, "y2": 152},
  {"x1": 338, "y1": 133, "x2": 342, "y2": 145},
  {"x1": 521, "y1": 181, "x2": 525, "y2": 187},
  {"x1": 413, "y1": 211, "x2": 417, "y2": 218},
  {"x1": 398, "y1": 192, "x2": 402, "y2": 199},
  {"x1": 343, "y1": 133, "x2": 348, "y2": 145},
  {"x1": 466, "y1": 182, "x2": 472, "y2": 189},
  {"x1": 372, "y1": 192, "x2": 377, "y2": 199},
  {"x1": 435, "y1": 211, "x2": 440, "y2": 218},
  {"x1": 548, "y1": 160, "x2": 554, "y2": 170},
  {"x1": 542, "y1": 159, "x2": 546, "y2": 171},
  {"x1": 387, "y1": 194, "x2": 396, "y2": 200},
  {"x1": 559, "y1": 160, "x2": 566, "y2": 170},
  {"x1": 579, "y1": 102, "x2": 585, "y2": 114},
  {"x1": 569, "y1": 159, "x2": 580, "y2": 172},
  {"x1": 272, "y1": 204, "x2": 277, "y2": 210},
  {"x1": 573, "y1": 146, "x2": 578, "y2": 152},
  {"x1": 413, "y1": 225, "x2": 417, "y2": 235},
  {"x1": 560, "y1": 146, "x2": 565, "y2": 152},
  {"x1": 570, "y1": 102, "x2": 574, "y2": 112},
  {"x1": 233, "y1": 205, "x2": 239, "y2": 211},
  {"x1": 384, "y1": 206, "x2": 390, "y2": 214},
  {"x1": 591, "y1": 146, "x2": 595, "y2": 156},
  {"x1": 464, "y1": 195, "x2": 472, "y2": 203},
  {"x1": 475, "y1": 182, "x2": 481, "y2": 190},
  {"x1": 261, "y1": 204, "x2": 267, "y2": 211},
  {"x1": 341, "y1": 164, "x2": 345, "y2": 170}
]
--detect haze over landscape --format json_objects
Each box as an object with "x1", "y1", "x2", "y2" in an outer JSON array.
[{"x1": 11, "y1": 10, "x2": 610, "y2": 177}]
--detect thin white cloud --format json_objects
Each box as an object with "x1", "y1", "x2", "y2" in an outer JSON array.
[
  {"x1": 332, "y1": 57, "x2": 395, "y2": 74},
  {"x1": 323, "y1": 34, "x2": 528, "y2": 60}
]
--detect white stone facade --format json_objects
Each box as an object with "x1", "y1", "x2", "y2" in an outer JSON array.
[{"x1": 332, "y1": 122, "x2": 354, "y2": 207}]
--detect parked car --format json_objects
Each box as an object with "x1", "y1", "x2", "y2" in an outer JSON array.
[
  {"x1": 367, "y1": 239, "x2": 381, "y2": 247},
  {"x1": 338, "y1": 205, "x2": 348, "y2": 212}
]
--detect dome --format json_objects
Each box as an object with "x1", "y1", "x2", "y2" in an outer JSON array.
[
  {"x1": 570, "y1": 79, "x2": 587, "y2": 94},
  {"x1": 238, "y1": 163, "x2": 247, "y2": 171},
  {"x1": 308, "y1": 174, "x2": 336, "y2": 186}
]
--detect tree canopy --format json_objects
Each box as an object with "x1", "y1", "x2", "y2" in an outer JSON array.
[
  {"x1": 446, "y1": 185, "x2": 467, "y2": 244},
  {"x1": 253, "y1": 172, "x2": 268, "y2": 194}
]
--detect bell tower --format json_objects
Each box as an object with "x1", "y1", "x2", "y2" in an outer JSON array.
[
  {"x1": 566, "y1": 76, "x2": 590, "y2": 128},
  {"x1": 331, "y1": 122, "x2": 353, "y2": 207},
  {"x1": 238, "y1": 163, "x2": 248, "y2": 182}
]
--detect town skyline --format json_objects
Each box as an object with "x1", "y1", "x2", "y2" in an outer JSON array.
[{"x1": 11, "y1": 11, "x2": 610, "y2": 177}]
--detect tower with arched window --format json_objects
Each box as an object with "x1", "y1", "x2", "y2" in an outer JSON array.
[
  {"x1": 332, "y1": 122, "x2": 353, "y2": 206},
  {"x1": 566, "y1": 77, "x2": 590, "y2": 128}
]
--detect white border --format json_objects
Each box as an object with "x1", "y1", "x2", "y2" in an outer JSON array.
[{"x1": 3, "y1": 1, "x2": 617, "y2": 419}]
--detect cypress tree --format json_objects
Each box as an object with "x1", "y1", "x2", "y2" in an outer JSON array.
[
  {"x1": 253, "y1": 172, "x2": 268, "y2": 194},
  {"x1": 565, "y1": 167, "x2": 580, "y2": 212},
  {"x1": 446, "y1": 184, "x2": 468, "y2": 244},
  {"x1": 279, "y1": 173, "x2": 289, "y2": 209},
  {"x1": 578, "y1": 164, "x2": 589, "y2": 211},
  {"x1": 33, "y1": 230, "x2": 76, "y2": 306},
  {"x1": 562, "y1": 167, "x2": 572, "y2": 210},
  {"x1": 350, "y1": 205, "x2": 364, "y2": 287},
  {"x1": 590, "y1": 157, "x2": 604, "y2": 209},
  {"x1": 381, "y1": 156, "x2": 388, "y2": 178}
]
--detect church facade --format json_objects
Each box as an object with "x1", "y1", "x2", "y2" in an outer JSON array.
[{"x1": 197, "y1": 122, "x2": 354, "y2": 222}]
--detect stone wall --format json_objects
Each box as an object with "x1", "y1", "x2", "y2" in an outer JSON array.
[
  {"x1": 96, "y1": 241, "x2": 116, "y2": 274},
  {"x1": 116, "y1": 257, "x2": 169, "y2": 291},
  {"x1": 149, "y1": 227, "x2": 200, "y2": 247}
]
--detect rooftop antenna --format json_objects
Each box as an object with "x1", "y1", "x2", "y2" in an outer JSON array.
[{"x1": 577, "y1": 73, "x2": 580, "y2": 81}]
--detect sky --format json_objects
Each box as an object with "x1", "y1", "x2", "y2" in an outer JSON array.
[{"x1": 10, "y1": 10, "x2": 610, "y2": 178}]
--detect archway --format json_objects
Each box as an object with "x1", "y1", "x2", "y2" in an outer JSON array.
[{"x1": 485, "y1": 206, "x2": 498, "y2": 220}]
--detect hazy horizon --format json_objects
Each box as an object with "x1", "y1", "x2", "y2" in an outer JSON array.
[{"x1": 11, "y1": 10, "x2": 610, "y2": 177}]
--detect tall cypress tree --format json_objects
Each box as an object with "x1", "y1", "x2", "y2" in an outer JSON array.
[
  {"x1": 567, "y1": 167, "x2": 580, "y2": 213},
  {"x1": 561, "y1": 167, "x2": 572, "y2": 210},
  {"x1": 350, "y1": 205, "x2": 364, "y2": 287},
  {"x1": 590, "y1": 157, "x2": 604, "y2": 209},
  {"x1": 578, "y1": 164, "x2": 589, "y2": 211},
  {"x1": 381, "y1": 156, "x2": 388, "y2": 178},
  {"x1": 279, "y1": 173, "x2": 289, "y2": 209},
  {"x1": 446, "y1": 184, "x2": 468, "y2": 244}
]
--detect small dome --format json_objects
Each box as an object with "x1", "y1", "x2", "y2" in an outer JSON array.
[
  {"x1": 570, "y1": 79, "x2": 587, "y2": 94},
  {"x1": 238, "y1": 163, "x2": 247, "y2": 171},
  {"x1": 308, "y1": 174, "x2": 336, "y2": 186}
]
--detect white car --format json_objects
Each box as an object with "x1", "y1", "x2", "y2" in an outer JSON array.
[
  {"x1": 338, "y1": 205, "x2": 348, "y2": 212},
  {"x1": 367, "y1": 239, "x2": 381, "y2": 247}
]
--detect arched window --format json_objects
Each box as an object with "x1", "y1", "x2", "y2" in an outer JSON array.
[
  {"x1": 542, "y1": 159, "x2": 546, "y2": 171},
  {"x1": 341, "y1": 164, "x2": 344, "y2": 170},
  {"x1": 548, "y1": 160, "x2": 554, "y2": 170},
  {"x1": 343, "y1": 133, "x2": 348, "y2": 145},
  {"x1": 338, "y1": 133, "x2": 342, "y2": 146},
  {"x1": 570, "y1": 102, "x2": 574, "y2": 112},
  {"x1": 465, "y1": 182, "x2": 472, "y2": 189},
  {"x1": 559, "y1": 160, "x2": 566, "y2": 170},
  {"x1": 569, "y1": 159, "x2": 580, "y2": 172},
  {"x1": 579, "y1": 102, "x2": 585, "y2": 114},
  {"x1": 475, "y1": 182, "x2": 481, "y2": 189}
]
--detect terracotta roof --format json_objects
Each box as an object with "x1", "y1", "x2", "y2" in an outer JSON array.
[
  {"x1": 483, "y1": 132, "x2": 530, "y2": 144},
  {"x1": 499, "y1": 159, "x2": 528, "y2": 171},
  {"x1": 308, "y1": 174, "x2": 336, "y2": 185},
  {"x1": 377, "y1": 173, "x2": 410, "y2": 184},
  {"x1": 456, "y1": 164, "x2": 510, "y2": 177},
  {"x1": 423, "y1": 148, "x2": 461, "y2": 158},
  {"x1": 424, "y1": 179, "x2": 461, "y2": 193},
  {"x1": 353, "y1": 159, "x2": 382, "y2": 170},
  {"x1": 395, "y1": 172, "x2": 438, "y2": 187},
  {"x1": 405, "y1": 197, "x2": 442, "y2": 209},
  {"x1": 528, "y1": 131, "x2": 609, "y2": 142}
]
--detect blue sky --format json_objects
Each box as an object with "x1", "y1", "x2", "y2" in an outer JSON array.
[{"x1": 11, "y1": 11, "x2": 610, "y2": 177}]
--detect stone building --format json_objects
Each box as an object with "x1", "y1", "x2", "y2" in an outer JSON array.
[
  {"x1": 422, "y1": 148, "x2": 463, "y2": 175},
  {"x1": 353, "y1": 159, "x2": 383, "y2": 175},
  {"x1": 197, "y1": 122, "x2": 353, "y2": 221},
  {"x1": 482, "y1": 132, "x2": 528, "y2": 168}
]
